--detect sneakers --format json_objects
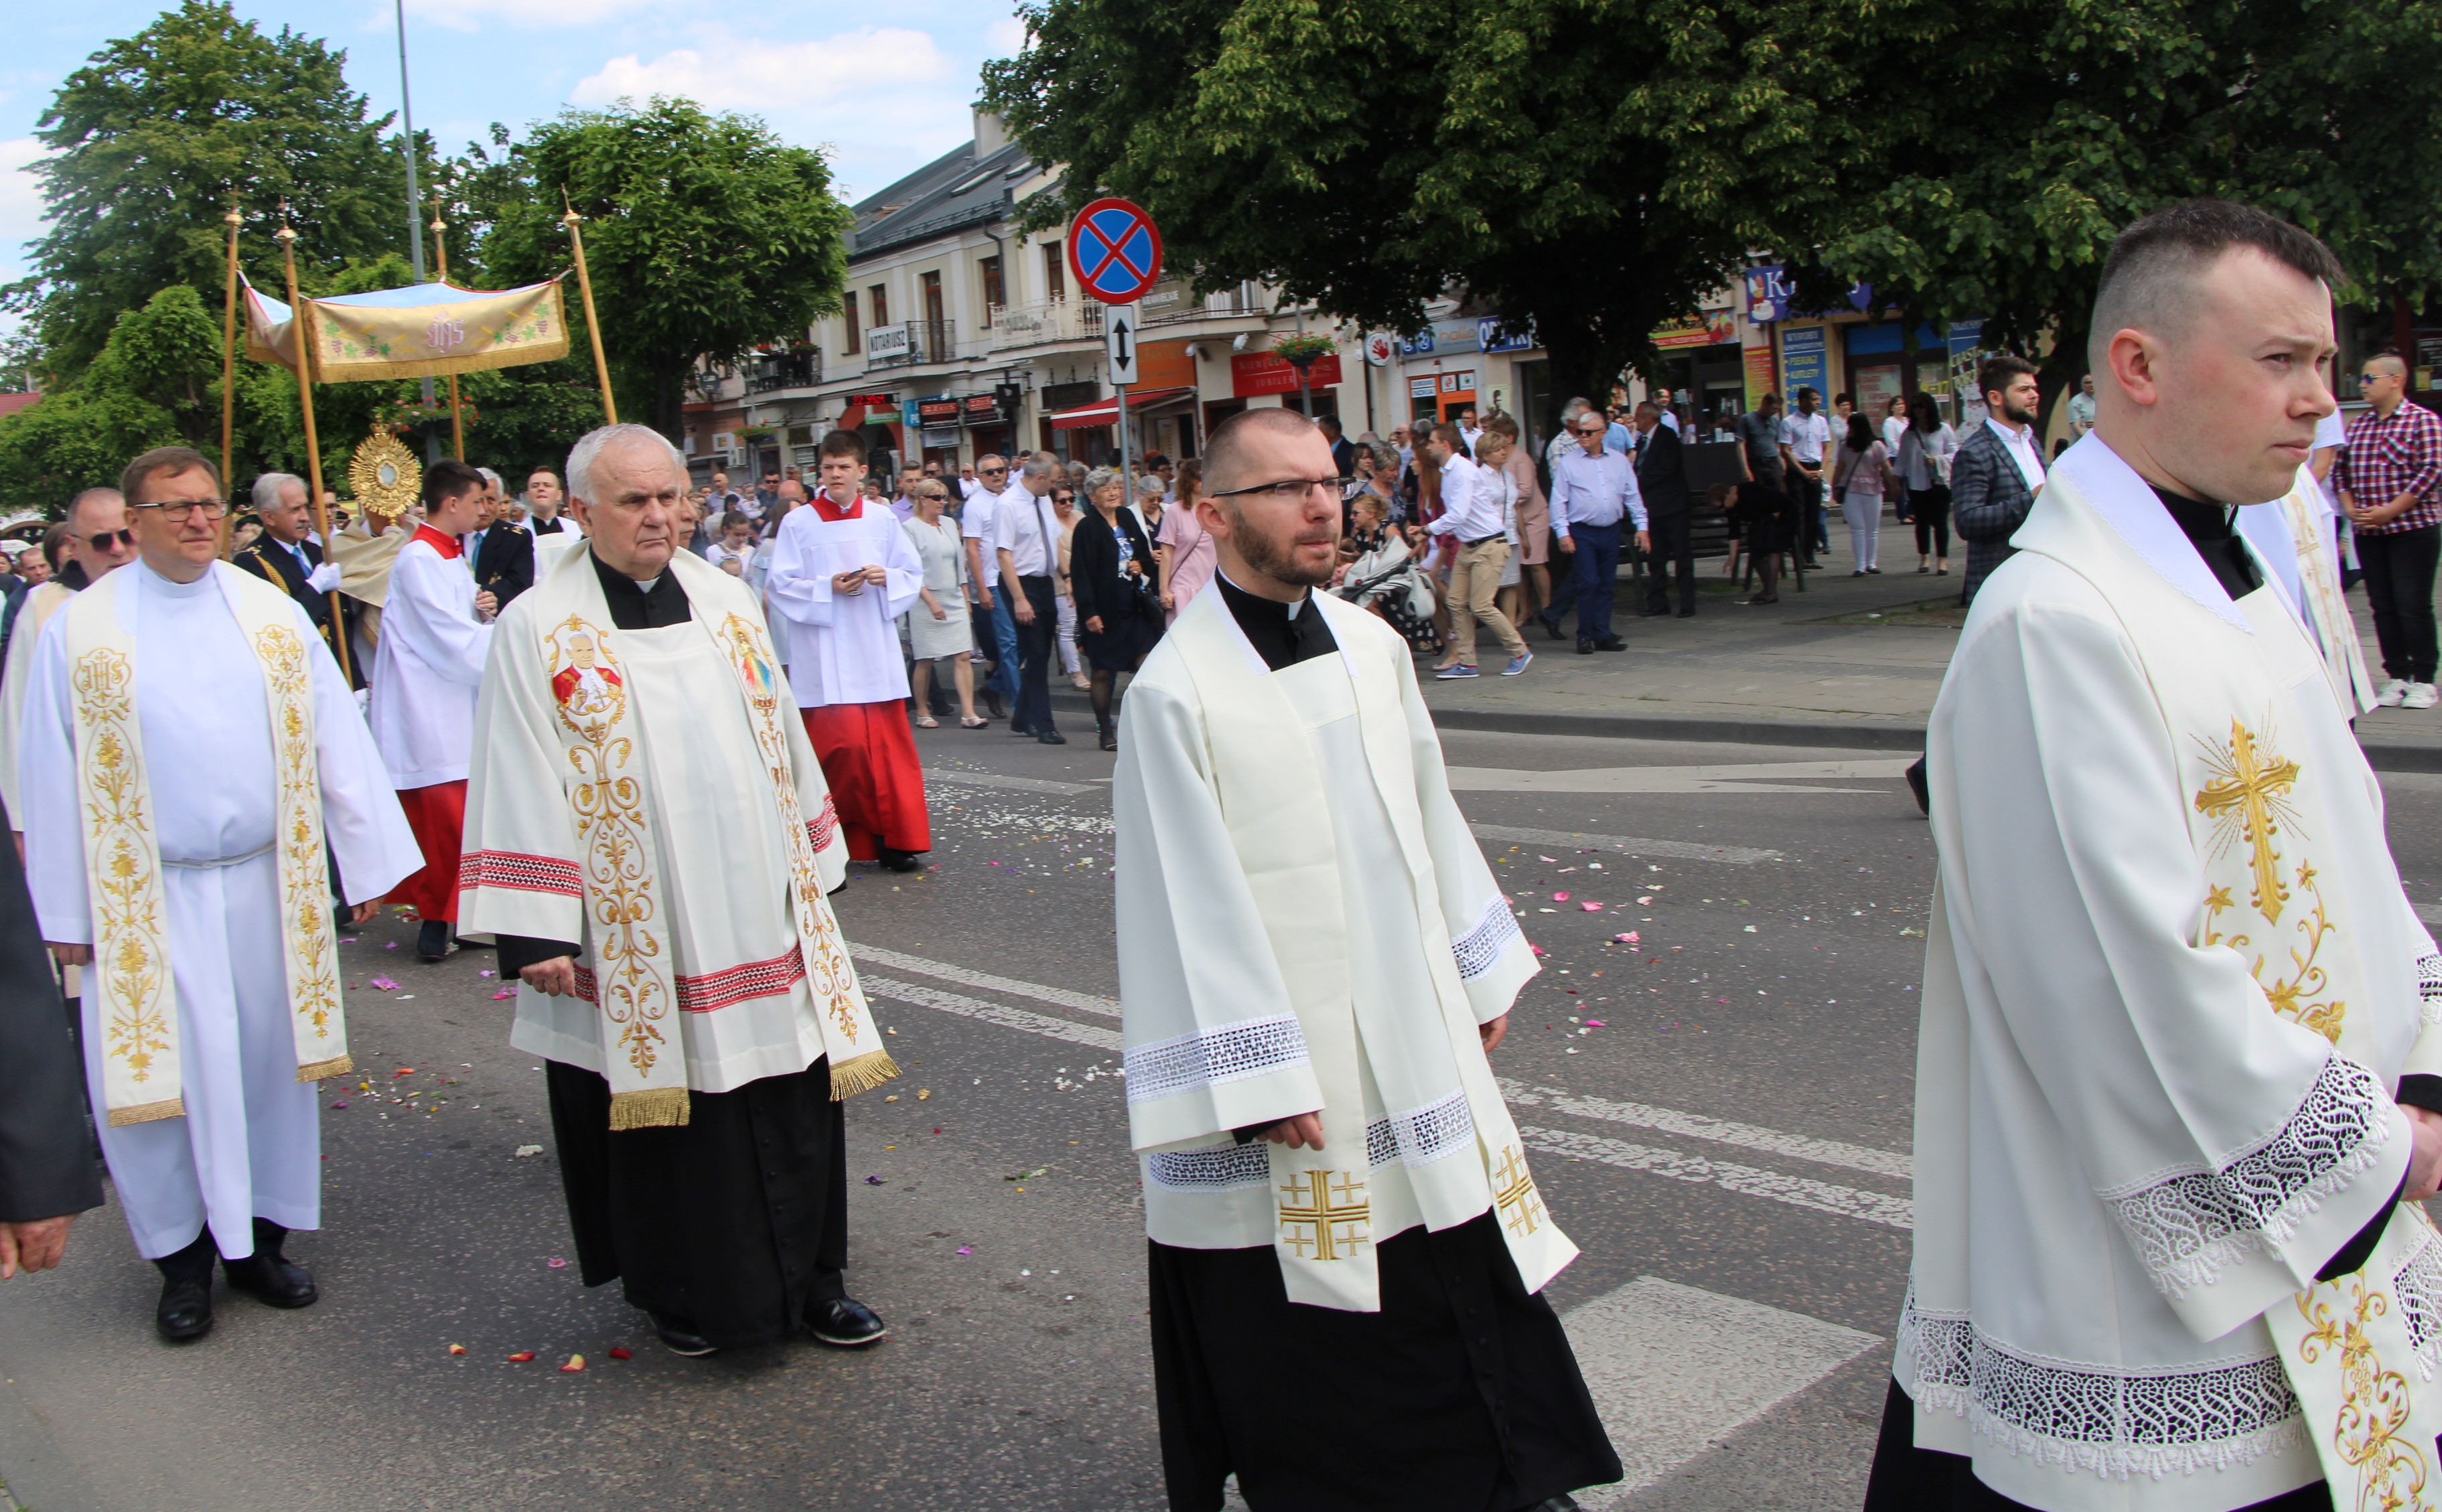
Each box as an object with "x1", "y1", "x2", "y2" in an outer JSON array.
[
  {"x1": 1435, "y1": 664, "x2": 1481, "y2": 680},
  {"x1": 2408, "y1": 682, "x2": 2440, "y2": 710},
  {"x1": 2379, "y1": 678, "x2": 2410, "y2": 707},
  {"x1": 1502, "y1": 651, "x2": 1534, "y2": 677}
]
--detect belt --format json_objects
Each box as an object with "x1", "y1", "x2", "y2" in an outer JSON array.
[
  {"x1": 162, "y1": 841, "x2": 275, "y2": 871},
  {"x1": 1463, "y1": 534, "x2": 1504, "y2": 547}
]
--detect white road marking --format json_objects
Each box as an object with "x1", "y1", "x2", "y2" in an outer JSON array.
[
  {"x1": 1500, "y1": 1079, "x2": 1910, "y2": 1181},
  {"x1": 1448, "y1": 757, "x2": 1912, "y2": 795},
  {"x1": 1520, "y1": 1126, "x2": 1914, "y2": 1229},
  {"x1": 925, "y1": 767, "x2": 1098, "y2": 798},
  {"x1": 2416, "y1": 901, "x2": 2442, "y2": 928},
  {"x1": 1468, "y1": 822, "x2": 1779, "y2": 865},
  {"x1": 849, "y1": 943, "x2": 1121, "y2": 1018},
  {"x1": 858, "y1": 976, "x2": 1123, "y2": 1052},
  {"x1": 1563, "y1": 1276, "x2": 1881, "y2": 1508}
]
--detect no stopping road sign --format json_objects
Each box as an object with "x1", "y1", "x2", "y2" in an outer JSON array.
[{"x1": 1068, "y1": 198, "x2": 1164, "y2": 306}]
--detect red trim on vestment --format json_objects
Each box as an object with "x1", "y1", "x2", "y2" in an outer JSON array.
[
  {"x1": 564, "y1": 946, "x2": 808, "y2": 1014},
  {"x1": 457, "y1": 849, "x2": 583, "y2": 900},
  {"x1": 806, "y1": 793, "x2": 840, "y2": 854},
  {"x1": 808, "y1": 490, "x2": 863, "y2": 523},
  {"x1": 413, "y1": 524, "x2": 463, "y2": 559},
  {"x1": 388, "y1": 780, "x2": 468, "y2": 921}
]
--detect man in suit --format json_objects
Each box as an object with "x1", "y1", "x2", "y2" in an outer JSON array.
[
  {"x1": 1949, "y1": 354, "x2": 2048, "y2": 607},
  {"x1": 1634, "y1": 400, "x2": 1697, "y2": 617},
  {"x1": 467, "y1": 468, "x2": 535, "y2": 609},
  {"x1": 1318, "y1": 414, "x2": 1357, "y2": 479},
  {"x1": 234, "y1": 471, "x2": 354, "y2": 679}
]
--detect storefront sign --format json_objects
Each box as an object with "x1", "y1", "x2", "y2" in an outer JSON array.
[
  {"x1": 1478, "y1": 317, "x2": 1536, "y2": 354},
  {"x1": 1742, "y1": 342, "x2": 1778, "y2": 411},
  {"x1": 1232, "y1": 350, "x2": 1344, "y2": 397},
  {"x1": 846, "y1": 391, "x2": 895, "y2": 410},
  {"x1": 1651, "y1": 309, "x2": 1736, "y2": 350},
  {"x1": 1410, "y1": 377, "x2": 1438, "y2": 399},
  {"x1": 867, "y1": 324, "x2": 914, "y2": 360},
  {"x1": 1780, "y1": 325, "x2": 1828, "y2": 406},
  {"x1": 1741, "y1": 264, "x2": 1872, "y2": 324},
  {"x1": 917, "y1": 396, "x2": 961, "y2": 425},
  {"x1": 961, "y1": 394, "x2": 1001, "y2": 421}
]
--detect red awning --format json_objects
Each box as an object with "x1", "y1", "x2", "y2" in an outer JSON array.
[{"x1": 1048, "y1": 388, "x2": 1195, "y2": 430}]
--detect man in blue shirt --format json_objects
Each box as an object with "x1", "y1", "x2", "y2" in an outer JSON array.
[{"x1": 1550, "y1": 412, "x2": 1650, "y2": 653}]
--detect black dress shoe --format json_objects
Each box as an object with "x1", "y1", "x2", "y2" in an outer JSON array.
[
  {"x1": 1037, "y1": 729, "x2": 1067, "y2": 745},
  {"x1": 808, "y1": 1296, "x2": 887, "y2": 1347},
  {"x1": 1594, "y1": 635, "x2": 1626, "y2": 651},
  {"x1": 1575, "y1": 639, "x2": 1595, "y2": 655},
  {"x1": 877, "y1": 848, "x2": 926, "y2": 873},
  {"x1": 451, "y1": 935, "x2": 493, "y2": 950},
  {"x1": 1009, "y1": 721, "x2": 1033, "y2": 737},
  {"x1": 649, "y1": 1310, "x2": 717, "y2": 1357},
  {"x1": 415, "y1": 919, "x2": 450, "y2": 962},
  {"x1": 157, "y1": 1276, "x2": 214, "y2": 1341},
  {"x1": 1098, "y1": 731, "x2": 1119, "y2": 753},
  {"x1": 981, "y1": 690, "x2": 1007, "y2": 721},
  {"x1": 224, "y1": 1252, "x2": 318, "y2": 1308},
  {"x1": 1637, "y1": 607, "x2": 1668, "y2": 617},
  {"x1": 1537, "y1": 613, "x2": 1565, "y2": 641},
  {"x1": 1675, "y1": 607, "x2": 1696, "y2": 618}
]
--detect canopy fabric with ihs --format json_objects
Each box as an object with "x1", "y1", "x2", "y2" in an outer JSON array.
[{"x1": 244, "y1": 278, "x2": 570, "y2": 382}]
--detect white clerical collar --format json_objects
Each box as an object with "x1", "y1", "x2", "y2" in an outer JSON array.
[
  {"x1": 137, "y1": 557, "x2": 218, "y2": 599},
  {"x1": 633, "y1": 576, "x2": 661, "y2": 595},
  {"x1": 2050, "y1": 433, "x2": 2292, "y2": 632},
  {"x1": 1216, "y1": 567, "x2": 1308, "y2": 617}
]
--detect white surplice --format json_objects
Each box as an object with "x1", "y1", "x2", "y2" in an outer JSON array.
[
  {"x1": 0, "y1": 580, "x2": 76, "y2": 824},
  {"x1": 1900, "y1": 434, "x2": 2442, "y2": 1511},
  {"x1": 368, "y1": 527, "x2": 491, "y2": 787},
  {"x1": 19, "y1": 560, "x2": 419, "y2": 1258},
  {"x1": 762, "y1": 498, "x2": 922, "y2": 706}
]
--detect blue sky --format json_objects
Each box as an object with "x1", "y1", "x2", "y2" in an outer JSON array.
[{"x1": 1, "y1": 0, "x2": 1031, "y2": 322}]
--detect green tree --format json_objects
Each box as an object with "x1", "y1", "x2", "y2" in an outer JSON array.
[
  {"x1": 474, "y1": 97, "x2": 853, "y2": 439},
  {"x1": 981, "y1": 0, "x2": 1882, "y2": 406},
  {"x1": 0, "y1": 286, "x2": 223, "y2": 510},
  {"x1": 3, "y1": 0, "x2": 406, "y2": 375}
]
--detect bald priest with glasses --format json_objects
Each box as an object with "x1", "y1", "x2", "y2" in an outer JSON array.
[{"x1": 19, "y1": 446, "x2": 421, "y2": 1341}]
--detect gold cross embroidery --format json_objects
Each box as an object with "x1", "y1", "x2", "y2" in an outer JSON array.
[
  {"x1": 1494, "y1": 1146, "x2": 1546, "y2": 1237},
  {"x1": 2194, "y1": 719, "x2": 2303, "y2": 925},
  {"x1": 1278, "y1": 1169, "x2": 1370, "y2": 1261}
]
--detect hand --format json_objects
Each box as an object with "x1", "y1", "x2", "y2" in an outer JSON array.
[
  {"x1": 46, "y1": 941, "x2": 90, "y2": 968},
  {"x1": 1557, "y1": 535, "x2": 1576, "y2": 554},
  {"x1": 474, "y1": 589, "x2": 498, "y2": 618},
  {"x1": 348, "y1": 900, "x2": 379, "y2": 925},
  {"x1": 1159, "y1": 590, "x2": 1175, "y2": 611},
  {"x1": 1636, "y1": 529, "x2": 1651, "y2": 554},
  {"x1": 1084, "y1": 615, "x2": 1104, "y2": 635},
  {"x1": 520, "y1": 956, "x2": 578, "y2": 997},
  {"x1": 977, "y1": 587, "x2": 996, "y2": 611},
  {"x1": 862, "y1": 564, "x2": 889, "y2": 587},
  {"x1": 1259, "y1": 1112, "x2": 1327, "y2": 1150},
  {"x1": 0, "y1": 1215, "x2": 75, "y2": 1279},
  {"x1": 1479, "y1": 1013, "x2": 1509, "y2": 1053},
  {"x1": 833, "y1": 569, "x2": 867, "y2": 595},
  {"x1": 307, "y1": 562, "x2": 342, "y2": 593},
  {"x1": 930, "y1": 602, "x2": 948, "y2": 621},
  {"x1": 2407, "y1": 1105, "x2": 2442, "y2": 1201},
  {"x1": 1012, "y1": 595, "x2": 1037, "y2": 625}
]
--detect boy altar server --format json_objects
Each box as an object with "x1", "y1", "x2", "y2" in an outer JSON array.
[
  {"x1": 23, "y1": 446, "x2": 419, "y2": 1340},
  {"x1": 764, "y1": 429, "x2": 930, "y2": 872},
  {"x1": 1114, "y1": 408, "x2": 1620, "y2": 1512},
  {"x1": 1869, "y1": 200, "x2": 2442, "y2": 1511},
  {"x1": 460, "y1": 425, "x2": 895, "y2": 1357},
  {"x1": 368, "y1": 459, "x2": 496, "y2": 961}
]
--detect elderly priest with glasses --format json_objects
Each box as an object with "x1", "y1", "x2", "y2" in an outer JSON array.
[
  {"x1": 1114, "y1": 407, "x2": 1621, "y2": 1512},
  {"x1": 19, "y1": 445, "x2": 421, "y2": 1341}
]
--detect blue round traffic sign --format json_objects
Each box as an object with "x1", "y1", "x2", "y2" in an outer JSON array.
[{"x1": 1068, "y1": 198, "x2": 1165, "y2": 305}]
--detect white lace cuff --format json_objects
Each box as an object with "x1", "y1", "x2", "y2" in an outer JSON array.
[{"x1": 1125, "y1": 1014, "x2": 1310, "y2": 1106}]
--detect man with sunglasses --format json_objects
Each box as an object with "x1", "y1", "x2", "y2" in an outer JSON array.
[
  {"x1": 0, "y1": 487, "x2": 134, "y2": 834},
  {"x1": 960, "y1": 454, "x2": 1021, "y2": 722},
  {"x1": 2336, "y1": 350, "x2": 2442, "y2": 708},
  {"x1": 20, "y1": 445, "x2": 419, "y2": 1342},
  {"x1": 1549, "y1": 411, "x2": 1648, "y2": 654}
]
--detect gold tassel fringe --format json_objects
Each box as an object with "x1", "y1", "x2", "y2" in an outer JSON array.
[
  {"x1": 109, "y1": 1096, "x2": 185, "y2": 1128},
  {"x1": 608, "y1": 1086, "x2": 692, "y2": 1130},
  {"x1": 296, "y1": 1053, "x2": 354, "y2": 1083},
  {"x1": 829, "y1": 1049, "x2": 902, "y2": 1101}
]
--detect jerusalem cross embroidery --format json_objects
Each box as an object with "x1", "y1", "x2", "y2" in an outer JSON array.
[
  {"x1": 1494, "y1": 1146, "x2": 1547, "y2": 1237},
  {"x1": 1278, "y1": 1169, "x2": 1370, "y2": 1261}
]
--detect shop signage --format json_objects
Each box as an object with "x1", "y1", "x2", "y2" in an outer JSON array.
[
  {"x1": 917, "y1": 396, "x2": 961, "y2": 424},
  {"x1": 1232, "y1": 350, "x2": 1344, "y2": 398},
  {"x1": 1478, "y1": 317, "x2": 1536, "y2": 354},
  {"x1": 1780, "y1": 325, "x2": 1828, "y2": 406},
  {"x1": 961, "y1": 394, "x2": 1001, "y2": 420},
  {"x1": 1741, "y1": 265, "x2": 1872, "y2": 324},
  {"x1": 1652, "y1": 309, "x2": 1736, "y2": 350},
  {"x1": 867, "y1": 323, "x2": 914, "y2": 360}
]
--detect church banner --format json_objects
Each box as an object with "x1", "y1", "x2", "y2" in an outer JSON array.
[{"x1": 244, "y1": 277, "x2": 571, "y2": 382}]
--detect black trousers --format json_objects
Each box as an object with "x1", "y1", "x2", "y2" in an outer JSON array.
[
  {"x1": 1013, "y1": 574, "x2": 1060, "y2": 734},
  {"x1": 2359, "y1": 524, "x2": 2440, "y2": 683},
  {"x1": 1910, "y1": 485, "x2": 1952, "y2": 560},
  {"x1": 1642, "y1": 511, "x2": 1696, "y2": 613},
  {"x1": 1790, "y1": 467, "x2": 1826, "y2": 556}
]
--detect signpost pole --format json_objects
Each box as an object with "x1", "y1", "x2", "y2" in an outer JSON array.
[{"x1": 1117, "y1": 384, "x2": 1131, "y2": 496}]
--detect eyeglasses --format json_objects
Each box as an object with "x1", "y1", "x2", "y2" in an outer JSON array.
[
  {"x1": 1052, "y1": 494, "x2": 1076, "y2": 504},
  {"x1": 979, "y1": 467, "x2": 1007, "y2": 475},
  {"x1": 1575, "y1": 426, "x2": 1607, "y2": 437},
  {"x1": 1208, "y1": 477, "x2": 1348, "y2": 502},
  {"x1": 2360, "y1": 373, "x2": 2390, "y2": 385},
  {"x1": 134, "y1": 500, "x2": 228, "y2": 523},
  {"x1": 87, "y1": 527, "x2": 135, "y2": 552}
]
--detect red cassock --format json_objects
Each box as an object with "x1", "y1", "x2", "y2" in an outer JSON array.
[
  {"x1": 389, "y1": 779, "x2": 468, "y2": 922},
  {"x1": 800, "y1": 702, "x2": 930, "y2": 860}
]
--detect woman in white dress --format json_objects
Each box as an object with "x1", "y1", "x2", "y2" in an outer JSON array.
[{"x1": 901, "y1": 481, "x2": 983, "y2": 728}]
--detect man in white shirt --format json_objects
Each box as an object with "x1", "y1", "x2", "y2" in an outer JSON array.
[
  {"x1": 1549, "y1": 412, "x2": 1649, "y2": 654},
  {"x1": 962, "y1": 454, "x2": 1020, "y2": 723},
  {"x1": 993, "y1": 455, "x2": 1067, "y2": 743},
  {"x1": 2066, "y1": 371, "x2": 2098, "y2": 436},
  {"x1": 1423, "y1": 423, "x2": 1530, "y2": 680},
  {"x1": 1778, "y1": 387, "x2": 1833, "y2": 555}
]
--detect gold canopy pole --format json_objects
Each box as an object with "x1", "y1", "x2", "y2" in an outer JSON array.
[
  {"x1": 276, "y1": 204, "x2": 354, "y2": 685},
  {"x1": 562, "y1": 193, "x2": 617, "y2": 425},
  {"x1": 429, "y1": 200, "x2": 466, "y2": 460},
  {"x1": 218, "y1": 199, "x2": 243, "y2": 560}
]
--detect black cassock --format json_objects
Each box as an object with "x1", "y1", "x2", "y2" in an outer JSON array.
[
  {"x1": 496, "y1": 556, "x2": 848, "y2": 1350},
  {"x1": 0, "y1": 793, "x2": 102, "y2": 1228}
]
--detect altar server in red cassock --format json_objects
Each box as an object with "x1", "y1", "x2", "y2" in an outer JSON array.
[
  {"x1": 764, "y1": 429, "x2": 930, "y2": 873},
  {"x1": 368, "y1": 459, "x2": 496, "y2": 959}
]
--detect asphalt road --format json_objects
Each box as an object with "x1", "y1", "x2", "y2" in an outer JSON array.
[{"x1": 7, "y1": 711, "x2": 2441, "y2": 1512}]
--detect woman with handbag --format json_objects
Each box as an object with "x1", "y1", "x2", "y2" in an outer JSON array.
[
  {"x1": 1069, "y1": 465, "x2": 1161, "y2": 751},
  {"x1": 1831, "y1": 412, "x2": 1898, "y2": 575},
  {"x1": 1895, "y1": 392, "x2": 1958, "y2": 575}
]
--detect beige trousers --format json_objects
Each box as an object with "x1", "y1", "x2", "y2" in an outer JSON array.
[{"x1": 1449, "y1": 538, "x2": 1526, "y2": 666}]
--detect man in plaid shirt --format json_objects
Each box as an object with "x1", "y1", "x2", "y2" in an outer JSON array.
[{"x1": 2338, "y1": 350, "x2": 2442, "y2": 708}]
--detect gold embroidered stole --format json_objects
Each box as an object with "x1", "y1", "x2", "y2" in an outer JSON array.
[{"x1": 65, "y1": 564, "x2": 350, "y2": 1128}]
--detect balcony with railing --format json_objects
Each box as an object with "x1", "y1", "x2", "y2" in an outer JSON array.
[
  {"x1": 745, "y1": 350, "x2": 822, "y2": 394},
  {"x1": 985, "y1": 284, "x2": 1269, "y2": 352},
  {"x1": 863, "y1": 319, "x2": 959, "y2": 368}
]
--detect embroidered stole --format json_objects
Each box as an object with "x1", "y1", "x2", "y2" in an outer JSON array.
[
  {"x1": 1167, "y1": 591, "x2": 1575, "y2": 1310},
  {"x1": 522, "y1": 548, "x2": 895, "y2": 1129},
  {"x1": 2033, "y1": 454, "x2": 2442, "y2": 1511},
  {"x1": 2277, "y1": 472, "x2": 2379, "y2": 718},
  {"x1": 65, "y1": 563, "x2": 350, "y2": 1127}
]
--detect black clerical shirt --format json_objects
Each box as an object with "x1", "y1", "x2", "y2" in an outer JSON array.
[
  {"x1": 495, "y1": 552, "x2": 691, "y2": 979},
  {"x1": 2149, "y1": 483, "x2": 2262, "y2": 601},
  {"x1": 1216, "y1": 571, "x2": 1336, "y2": 672}
]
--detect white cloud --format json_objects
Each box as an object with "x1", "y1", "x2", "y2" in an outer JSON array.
[
  {"x1": 985, "y1": 13, "x2": 1029, "y2": 56},
  {"x1": 0, "y1": 137, "x2": 53, "y2": 287},
  {"x1": 403, "y1": 0, "x2": 660, "y2": 33}
]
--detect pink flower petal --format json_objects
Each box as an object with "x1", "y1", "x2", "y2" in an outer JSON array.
[
  {"x1": 370, "y1": 976, "x2": 400, "y2": 992},
  {"x1": 1611, "y1": 931, "x2": 1640, "y2": 943},
  {"x1": 1581, "y1": 901, "x2": 1603, "y2": 911},
  {"x1": 1585, "y1": 1020, "x2": 1606, "y2": 1028},
  {"x1": 492, "y1": 988, "x2": 516, "y2": 1000},
  {"x1": 1553, "y1": 891, "x2": 1570, "y2": 902}
]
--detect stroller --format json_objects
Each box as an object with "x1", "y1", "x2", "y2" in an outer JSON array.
[{"x1": 1335, "y1": 528, "x2": 1443, "y2": 653}]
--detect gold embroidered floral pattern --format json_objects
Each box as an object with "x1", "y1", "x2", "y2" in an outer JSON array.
[
  {"x1": 2206, "y1": 862, "x2": 2345, "y2": 1043},
  {"x1": 2195, "y1": 717, "x2": 2305, "y2": 925},
  {"x1": 2296, "y1": 1278, "x2": 2433, "y2": 1510},
  {"x1": 74, "y1": 648, "x2": 174, "y2": 1098},
  {"x1": 1279, "y1": 1169, "x2": 1370, "y2": 1260},
  {"x1": 545, "y1": 615, "x2": 670, "y2": 1077},
  {"x1": 253, "y1": 625, "x2": 346, "y2": 1069}
]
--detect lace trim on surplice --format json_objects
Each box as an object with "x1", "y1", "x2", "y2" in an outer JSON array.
[
  {"x1": 1124, "y1": 1014, "x2": 1311, "y2": 1106},
  {"x1": 1452, "y1": 894, "x2": 1524, "y2": 980}
]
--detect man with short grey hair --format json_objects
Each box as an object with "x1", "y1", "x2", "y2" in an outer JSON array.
[
  {"x1": 234, "y1": 471, "x2": 352, "y2": 679},
  {"x1": 468, "y1": 466, "x2": 535, "y2": 609},
  {"x1": 994, "y1": 455, "x2": 1067, "y2": 744},
  {"x1": 1, "y1": 487, "x2": 135, "y2": 829}
]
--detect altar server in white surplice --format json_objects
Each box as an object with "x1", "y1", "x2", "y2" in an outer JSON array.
[
  {"x1": 459, "y1": 425, "x2": 896, "y2": 1361},
  {"x1": 22, "y1": 447, "x2": 417, "y2": 1344},
  {"x1": 1114, "y1": 408, "x2": 1622, "y2": 1512},
  {"x1": 1867, "y1": 202, "x2": 2442, "y2": 1512}
]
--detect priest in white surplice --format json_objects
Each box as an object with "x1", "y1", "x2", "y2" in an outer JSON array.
[
  {"x1": 368, "y1": 459, "x2": 496, "y2": 961},
  {"x1": 1869, "y1": 201, "x2": 2442, "y2": 1512},
  {"x1": 764, "y1": 428, "x2": 930, "y2": 873},
  {"x1": 0, "y1": 487, "x2": 135, "y2": 835},
  {"x1": 1114, "y1": 408, "x2": 1620, "y2": 1512},
  {"x1": 459, "y1": 425, "x2": 895, "y2": 1359},
  {"x1": 22, "y1": 447, "x2": 418, "y2": 1342}
]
